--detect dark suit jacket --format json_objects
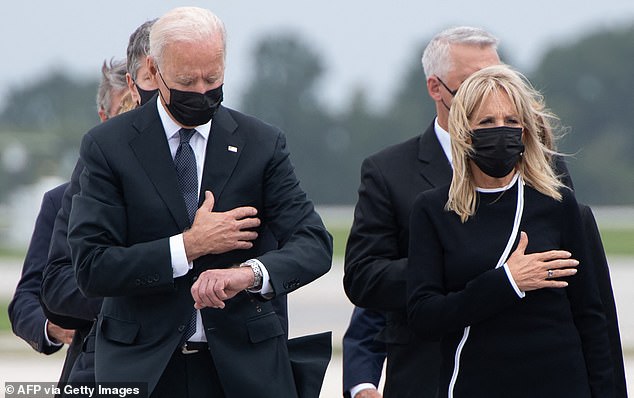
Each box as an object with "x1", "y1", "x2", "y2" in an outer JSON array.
[
  {"x1": 8, "y1": 183, "x2": 67, "y2": 355},
  {"x1": 343, "y1": 123, "x2": 626, "y2": 397},
  {"x1": 39, "y1": 163, "x2": 103, "y2": 387},
  {"x1": 343, "y1": 124, "x2": 448, "y2": 398},
  {"x1": 42, "y1": 161, "x2": 102, "y2": 327},
  {"x1": 67, "y1": 103, "x2": 332, "y2": 397},
  {"x1": 41, "y1": 157, "x2": 289, "y2": 386}
]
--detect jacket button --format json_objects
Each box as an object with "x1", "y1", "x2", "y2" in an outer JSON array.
[
  {"x1": 178, "y1": 325, "x2": 185, "y2": 332},
  {"x1": 192, "y1": 275, "x2": 198, "y2": 282}
]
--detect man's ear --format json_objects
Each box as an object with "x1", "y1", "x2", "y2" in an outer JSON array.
[
  {"x1": 126, "y1": 73, "x2": 141, "y2": 106},
  {"x1": 427, "y1": 76, "x2": 442, "y2": 101},
  {"x1": 125, "y1": 73, "x2": 134, "y2": 91},
  {"x1": 147, "y1": 56, "x2": 158, "y2": 77},
  {"x1": 98, "y1": 108, "x2": 108, "y2": 123}
]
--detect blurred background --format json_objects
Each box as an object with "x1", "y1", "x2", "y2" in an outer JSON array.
[{"x1": 0, "y1": 0, "x2": 633, "y2": 396}]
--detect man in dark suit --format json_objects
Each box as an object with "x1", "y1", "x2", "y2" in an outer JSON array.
[
  {"x1": 67, "y1": 7, "x2": 332, "y2": 398},
  {"x1": 342, "y1": 26, "x2": 627, "y2": 398},
  {"x1": 9, "y1": 57, "x2": 130, "y2": 385},
  {"x1": 8, "y1": 183, "x2": 73, "y2": 356}
]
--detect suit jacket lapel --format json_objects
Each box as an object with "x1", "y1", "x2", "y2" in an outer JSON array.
[
  {"x1": 418, "y1": 122, "x2": 453, "y2": 188},
  {"x1": 129, "y1": 105, "x2": 190, "y2": 231},
  {"x1": 200, "y1": 107, "x2": 245, "y2": 204}
]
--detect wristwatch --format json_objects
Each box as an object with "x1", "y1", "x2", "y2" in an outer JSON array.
[{"x1": 243, "y1": 259, "x2": 263, "y2": 291}]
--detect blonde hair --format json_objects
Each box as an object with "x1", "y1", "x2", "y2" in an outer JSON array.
[
  {"x1": 115, "y1": 91, "x2": 137, "y2": 115},
  {"x1": 446, "y1": 64, "x2": 564, "y2": 222}
]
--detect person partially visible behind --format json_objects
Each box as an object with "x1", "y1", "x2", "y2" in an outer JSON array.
[
  {"x1": 125, "y1": 19, "x2": 159, "y2": 106},
  {"x1": 96, "y1": 58, "x2": 129, "y2": 122},
  {"x1": 40, "y1": 20, "x2": 161, "y2": 389},
  {"x1": 116, "y1": 90, "x2": 137, "y2": 115},
  {"x1": 9, "y1": 58, "x2": 129, "y2": 386},
  {"x1": 407, "y1": 64, "x2": 615, "y2": 397},
  {"x1": 8, "y1": 184, "x2": 73, "y2": 355}
]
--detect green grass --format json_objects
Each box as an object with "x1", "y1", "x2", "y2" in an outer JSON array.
[
  {"x1": 329, "y1": 225, "x2": 634, "y2": 258},
  {"x1": 329, "y1": 226, "x2": 350, "y2": 259},
  {"x1": 599, "y1": 228, "x2": 634, "y2": 256},
  {"x1": 0, "y1": 246, "x2": 26, "y2": 259},
  {"x1": 0, "y1": 300, "x2": 10, "y2": 332}
]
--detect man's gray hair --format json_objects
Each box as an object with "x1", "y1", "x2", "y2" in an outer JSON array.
[
  {"x1": 149, "y1": 7, "x2": 226, "y2": 69},
  {"x1": 422, "y1": 26, "x2": 499, "y2": 80},
  {"x1": 127, "y1": 19, "x2": 157, "y2": 81},
  {"x1": 96, "y1": 58, "x2": 128, "y2": 113}
]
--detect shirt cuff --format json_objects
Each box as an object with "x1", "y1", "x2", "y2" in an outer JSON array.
[
  {"x1": 43, "y1": 320, "x2": 63, "y2": 347},
  {"x1": 170, "y1": 234, "x2": 192, "y2": 278},
  {"x1": 350, "y1": 383, "x2": 378, "y2": 398},
  {"x1": 503, "y1": 263, "x2": 525, "y2": 298},
  {"x1": 241, "y1": 259, "x2": 273, "y2": 297}
]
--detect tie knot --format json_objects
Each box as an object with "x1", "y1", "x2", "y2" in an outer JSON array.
[{"x1": 178, "y1": 128, "x2": 196, "y2": 144}]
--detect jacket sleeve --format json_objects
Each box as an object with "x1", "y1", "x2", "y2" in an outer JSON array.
[
  {"x1": 343, "y1": 157, "x2": 409, "y2": 310},
  {"x1": 561, "y1": 195, "x2": 615, "y2": 397},
  {"x1": 69, "y1": 133, "x2": 175, "y2": 298},
  {"x1": 41, "y1": 160, "x2": 102, "y2": 327},
  {"x1": 252, "y1": 131, "x2": 332, "y2": 296},
  {"x1": 8, "y1": 186, "x2": 65, "y2": 354},
  {"x1": 342, "y1": 307, "x2": 386, "y2": 395},
  {"x1": 578, "y1": 204, "x2": 627, "y2": 397}
]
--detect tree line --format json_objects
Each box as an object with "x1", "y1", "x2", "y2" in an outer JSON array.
[{"x1": 1, "y1": 23, "x2": 633, "y2": 205}]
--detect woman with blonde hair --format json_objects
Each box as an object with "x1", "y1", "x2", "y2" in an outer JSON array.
[{"x1": 407, "y1": 64, "x2": 614, "y2": 397}]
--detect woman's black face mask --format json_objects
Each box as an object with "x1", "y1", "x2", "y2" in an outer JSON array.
[{"x1": 470, "y1": 126, "x2": 524, "y2": 178}]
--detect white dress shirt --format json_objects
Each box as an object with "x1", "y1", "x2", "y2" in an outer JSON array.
[{"x1": 434, "y1": 117, "x2": 453, "y2": 166}]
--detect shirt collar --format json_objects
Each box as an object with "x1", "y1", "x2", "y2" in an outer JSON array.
[
  {"x1": 475, "y1": 172, "x2": 520, "y2": 193},
  {"x1": 155, "y1": 95, "x2": 212, "y2": 141},
  {"x1": 433, "y1": 117, "x2": 453, "y2": 166}
]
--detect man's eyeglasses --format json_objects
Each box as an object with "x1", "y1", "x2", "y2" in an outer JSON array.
[{"x1": 436, "y1": 76, "x2": 458, "y2": 96}]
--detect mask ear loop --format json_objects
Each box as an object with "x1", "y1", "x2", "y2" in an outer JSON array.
[
  {"x1": 436, "y1": 76, "x2": 457, "y2": 112},
  {"x1": 155, "y1": 69, "x2": 172, "y2": 106}
]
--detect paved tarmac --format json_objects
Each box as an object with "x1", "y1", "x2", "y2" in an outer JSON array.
[{"x1": 1, "y1": 257, "x2": 632, "y2": 397}]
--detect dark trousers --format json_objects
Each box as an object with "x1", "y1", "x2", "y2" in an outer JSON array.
[{"x1": 150, "y1": 347, "x2": 225, "y2": 398}]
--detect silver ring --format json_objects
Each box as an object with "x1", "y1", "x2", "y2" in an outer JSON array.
[{"x1": 547, "y1": 269, "x2": 554, "y2": 279}]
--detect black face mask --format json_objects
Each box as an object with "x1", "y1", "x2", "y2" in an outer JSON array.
[
  {"x1": 135, "y1": 84, "x2": 158, "y2": 106},
  {"x1": 470, "y1": 126, "x2": 524, "y2": 178},
  {"x1": 158, "y1": 71, "x2": 223, "y2": 126}
]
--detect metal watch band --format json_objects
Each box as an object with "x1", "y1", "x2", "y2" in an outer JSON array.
[{"x1": 245, "y1": 260, "x2": 263, "y2": 290}]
